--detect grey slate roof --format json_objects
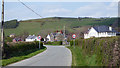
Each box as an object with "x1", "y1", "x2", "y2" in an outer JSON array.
[
  {"x1": 26, "y1": 35, "x2": 37, "y2": 39},
  {"x1": 93, "y1": 25, "x2": 116, "y2": 33}
]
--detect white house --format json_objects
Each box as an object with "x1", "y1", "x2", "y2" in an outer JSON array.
[
  {"x1": 46, "y1": 33, "x2": 55, "y2": 42},
  {"x1": 46, "y1": 34, "x2": 51, "y2": 41},
  {"x1": 25, "y1": 35, "x2": 39, "y2": 42},
  {"x1": 84, "y1": 26, "x2": 116, "y2": 39}
]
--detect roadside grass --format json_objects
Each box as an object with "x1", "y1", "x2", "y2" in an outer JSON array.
[
  {"x1": 68, "y1": 46, "x2": 100, "y2": 66},
  {"x1": 2, "y1": 46, "x2": 47, "y2": 66}
]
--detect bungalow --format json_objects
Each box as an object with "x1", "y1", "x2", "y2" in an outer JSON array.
[
  {"x1": 25, "y1": 35, "x2": 39, "y2": 42},
  {"x1": 84, "y1": 25, "x2": 117, "y2": 39},
  {"x1": 9, "y1": 34, "x2": 15, "y2": 38}
]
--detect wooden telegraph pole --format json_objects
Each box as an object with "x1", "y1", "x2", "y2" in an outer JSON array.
[
  {"x1": 63, "y1": 25, "x2": 66, "y2": 45},
  {"x1": 1, "y1": 0, "x2": 4, "y2": 56}
]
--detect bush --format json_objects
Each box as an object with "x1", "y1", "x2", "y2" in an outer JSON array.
[
  {"x1": 5, "y1": 37, "x2": 13, "y2": 42},
  {"x1": 70, "y1": 39, "x2": 79, "y2": 46},
  {"x1": 4, "y1": 41, "x2": 43, "y2": 59},
  {"x1": 70, "y1": 36, "x2": 120, "y2": 66},
  {"x1": 45, "y1": 41, "x2": 62, "y2": 45}
]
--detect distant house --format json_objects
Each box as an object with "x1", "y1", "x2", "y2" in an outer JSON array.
[
  {"x1": 84, "y1": 25, "x2": 117, "y2": 39},
  {"x1": 46, "y1": 33, "x2": 55, "y2": 42},
  {"x1": 9, "y1": 34, "x2": 15, "y2": 38},
  {"x1": 12, "y1": 38, "x2": 23, "y2": 42},
  {"x1": 46, "y1": 34, "x2": 51, "y2": 41},
  {"x1": 25, "y1": 35, "x2": 38, "y2": 42},
  {"x1": 13, "y1": 38, "x2": 17, "y2": 42},
  {"x1": 46, "y1": 30, "x2": 65, "y2": 42}
]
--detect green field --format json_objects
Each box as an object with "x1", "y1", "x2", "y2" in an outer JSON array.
[{"x1": 4, "y1": 17, "x2": 117, "y2": 37}]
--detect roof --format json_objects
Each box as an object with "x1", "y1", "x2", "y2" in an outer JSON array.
[
  {"x1": 26, "y1": 35, "x2": 37, "y2": 39},
  {"x1": 10, "y1": 34, "x2": 15, "y2": 35},
  {"x1": 93, "y1": 25, "x2": 116, "y2": 33}
]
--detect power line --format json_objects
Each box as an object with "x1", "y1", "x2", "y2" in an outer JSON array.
[{"x1": 18, "y1": 0, "x2": 42, "y2": 18}]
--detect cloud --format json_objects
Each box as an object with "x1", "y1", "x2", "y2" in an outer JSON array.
[
  {"x1": 72, "y1": 2, "x2": 118, "y2": 17},
  {"x1": 41, "y1": 2, "x2": 118, "y2": 18},
  {"x1": 48, "y1": 8, "x2": 70, "y2": 13},
  {"x1": 41, "y1": 4, "x2": 71, "y2": 17},
  {"x1": 3, "y1": 2, "x2": 118, "y2": 21}
]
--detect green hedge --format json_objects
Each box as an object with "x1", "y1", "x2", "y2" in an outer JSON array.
[
  {"x1": 4, "y1": 41, "x2": 43, "y2": 59},
  {"x1": 70, "y1": 36, "x2": 120, "y2": 66},
  {"x1": 45, "y1": 41, "x2": 62, "y2": 45}
]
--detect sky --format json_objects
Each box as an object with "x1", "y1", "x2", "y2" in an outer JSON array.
[{"x1": 0, "y1": 1, "x2": 118, "y2": 21}]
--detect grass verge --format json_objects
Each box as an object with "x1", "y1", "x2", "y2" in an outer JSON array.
[
  {"x1": 2, "y1": 46, "x2": 47, "y2": 66},
  {"x1": 67, "y1": 46, "x2": 100, "y2": 66}
]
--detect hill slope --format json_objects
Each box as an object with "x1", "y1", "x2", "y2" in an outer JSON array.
[{"x1": 4, "y1": 17, "x2": 118, "y2": 37}]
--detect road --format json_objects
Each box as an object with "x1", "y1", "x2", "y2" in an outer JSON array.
[{"x1": 8, "y1": 45, "x2": 72, "y2": 66}]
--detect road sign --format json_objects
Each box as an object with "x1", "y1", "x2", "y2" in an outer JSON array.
[
  {"x1": 72, "y1": 34, "x2": 76, "y2": 48},
  {"x1": 37, "y1": 35, "x2": 42, "y2": 49},
  {"x1": 37, "y1": 35, "x2": 42, "y2": 40},
  {"x1": 72, "y1": 34, "x2": 76, "y2": 39}
]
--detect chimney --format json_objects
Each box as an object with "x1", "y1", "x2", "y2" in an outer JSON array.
[{"x1": 109, "y1": 26, "x2": 112, "y2": 31}]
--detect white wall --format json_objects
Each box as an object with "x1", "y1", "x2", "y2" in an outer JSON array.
[
  {"x1": 26, "y1": 39, "x2": 35, "y2": 42},
  {"x1": 25, "y1": 37, "x2": 39, "y2": 42},
  {"x1": 47, "y1": 34, "x2": 51, "y2": 41},
  {"x1": 84, "y1": 27, "x2": 116, "y2": 39},
  {"x1": 84, "y1": 27, "x2": 98, "y2": 39}
]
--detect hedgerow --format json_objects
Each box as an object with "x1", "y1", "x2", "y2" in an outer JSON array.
[
  {"x1": 3, "y1": 41, "x2": 43, "y2": 59},
  {"x1": 70, "y1": 36, "x2": 120, "y2": 66}
]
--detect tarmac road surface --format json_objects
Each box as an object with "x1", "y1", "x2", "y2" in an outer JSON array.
[{"x1": 8, "y1": 45, "x2": 72, "y2": 66}]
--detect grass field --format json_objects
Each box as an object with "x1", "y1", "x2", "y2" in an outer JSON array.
[{"x1": 4, "y1": 17, "x2": 117, "y2": 37}]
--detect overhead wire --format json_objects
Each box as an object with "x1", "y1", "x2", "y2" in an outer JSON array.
[{"x1": 18, "y1": 0, "x2": 42, "y2": 18}]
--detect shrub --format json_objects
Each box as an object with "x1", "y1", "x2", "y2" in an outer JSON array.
[
  {"x1": 70, "y1": 36, "x2": 120, "y2": 66},
  {"x1": 3, "y1": 41, "x2": 43, "y2": 59},
  {"x1": 5, "y1": 37, "x2": 13, "y2": 42},
  {"x1": 45, "y1": 41, "x2": 62, "y2": 45}
]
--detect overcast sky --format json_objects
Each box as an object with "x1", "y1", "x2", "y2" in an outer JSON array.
[{"x1": 0, "y1": 1, "x2": 118, "y2": 21}]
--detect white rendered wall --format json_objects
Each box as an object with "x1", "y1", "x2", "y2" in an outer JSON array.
[
  {"x1": 84, "y1": 27, "x2": 116, "y2": 39},
  {"x1": 47, "y1": 35, "x2": 51, "y2": 41}
]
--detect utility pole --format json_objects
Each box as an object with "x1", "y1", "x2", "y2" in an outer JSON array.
[
  {"x1": 64, "y1": 25, "x2": 65, "y2": 38},
  {"x1": 1, "y1": 0, "x2": 4, "y2": 56},
  {"x1": 63, "y1": 25, "x2": 66, "y2": 45}
]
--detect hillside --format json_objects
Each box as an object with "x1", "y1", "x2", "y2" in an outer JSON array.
[
  {"x1": 4, "y1": 19, "x2": 19, "y2": 29},
  {"x1": 4, "y1": 17, "x2": 118, "y2": 37}
]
